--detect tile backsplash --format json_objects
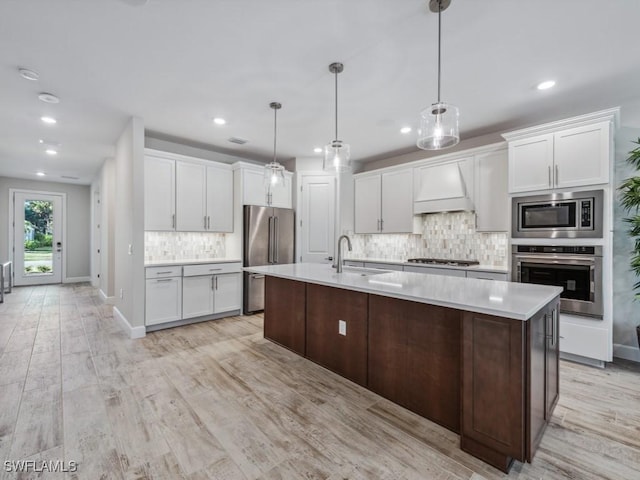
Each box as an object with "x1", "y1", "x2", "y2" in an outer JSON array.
[
  {"x1": 145, "y1": 232, "x2": 226, "y2": 262},
  {"x1": 350, "y1": 212, "x2": 508, "y2": 267}
]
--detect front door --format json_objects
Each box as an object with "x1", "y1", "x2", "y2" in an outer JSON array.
[{"x1": 13, "y1": 191, "x2": 63, "y2": 286}]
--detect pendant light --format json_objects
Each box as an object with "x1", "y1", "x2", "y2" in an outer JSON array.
[
  {"x1": 323, "y1": 62, "x2": 351, "y2": 172},
  {"x1": 417, "y1": 0, "x2": 460, "y2": 150},
  {"x1": 264, "y1": 102, "x2": 285, "y2": 189}
]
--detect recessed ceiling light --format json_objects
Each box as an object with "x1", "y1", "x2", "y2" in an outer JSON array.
[
  {"x1": 400, "y1": 126, "x2": 412, "y2": 134},
  {"x1": 313, "y1": 147, "x2": 323, "y2": 153},
  {"x1": 36, "y1": 171, "x2": 46, "y2": 177},
  {"x1": 41, "y1": 116, "x2": 57, "y2": 124},
  {"x1": 213, "y1": 117, "x2": 226, "y2": 125},
  {"x1": 45, "y1": 149, "x2": 57, "y2": 155},
  {"x1": 38, "y1": 92, "x2": 60, "y2": 104},
  {"x1": 18, "y1": 68, "x2": 39, "y2": 81},
  {"x1": 537, "y1": 80, "x2": 556, "y2": 90}
]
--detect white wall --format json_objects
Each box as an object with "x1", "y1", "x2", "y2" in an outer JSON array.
[
  {"x1": 0, "y1": 176, "x2": 90, "y2": 280},
  {"x1": 113, "y1": 117, "x2": 145, "y2": 331},
  {"x1": 612, "y1": 126, "x2": 640, "y2": 361},
  {"x1": 95, "y1": 158, "x2": 116, "y2": 300}
]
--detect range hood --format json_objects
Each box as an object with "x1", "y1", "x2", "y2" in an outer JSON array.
[{"x1": 413, "y1": 161, "x2": 474, "y2": 214}]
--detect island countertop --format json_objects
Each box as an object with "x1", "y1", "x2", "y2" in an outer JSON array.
[{"x1": 245, "y1": 263, "x2": 561, "y2": 321}]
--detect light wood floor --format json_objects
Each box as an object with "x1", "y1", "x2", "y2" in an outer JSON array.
[{"x1": 0, "y1": 284, "x2": 639, "y2": 479}]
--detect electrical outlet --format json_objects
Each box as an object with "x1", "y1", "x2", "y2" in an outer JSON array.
[
  {"x1": 128, "y1": 244, "x2": 133, "y2": 255},
  {"x1": 119, "y1": 288, "x2": 124, "y2": 299},
  {"x1": 338, "y1": 320, "x2": 346, "y2": 336}
]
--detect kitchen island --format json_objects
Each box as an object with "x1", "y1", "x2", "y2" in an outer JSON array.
[{"x1": 245, "y1": 263, "x2": 562, "y2": 473}]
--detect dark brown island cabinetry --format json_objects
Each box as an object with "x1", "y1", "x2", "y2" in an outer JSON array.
[{"x1": 263, "y1": 276, "x2": 560, "y2": 473}]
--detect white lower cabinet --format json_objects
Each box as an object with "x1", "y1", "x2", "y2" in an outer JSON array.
[
  {"x1": 182, "y1": 263, "x2": 242, "y2": 320},
  {"x1": 145, "y1": 262, "x2": 241, "y2": 327},
  {"x1": 145, "y1": 267, "x2": 183, "y2": 326}
]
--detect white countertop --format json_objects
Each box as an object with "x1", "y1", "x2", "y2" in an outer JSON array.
[
  {"x1": 145, "y1": 258, "x2": 241, "y2": 267},
  {"x1": 345, "y1": 257, "x2": 508, "y2": 274},
  {"x1": 245, "y1": 263, "x2": 561, "y2": 321}
]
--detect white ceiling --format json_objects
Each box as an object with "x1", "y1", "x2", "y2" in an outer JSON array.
[{"x1": 1, "y1": 0, "x2": 640, "y2": 185}]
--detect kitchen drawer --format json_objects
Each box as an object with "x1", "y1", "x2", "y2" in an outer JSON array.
[
  {"x1": 466, "y1": 270, "x2": 508, "y2": 281},
  {"x1": 145, "y1": 266, "x2": 182, "y2": 279},
  {"x1": 559, "y1": 317, "x2": 609, "y2": 361},
  {"x1": 364, "y1": 262, "x2": 402, "y2": 271},
  {"x1": 403, "y1": 265, "x2": 466, "y2": 277},
  {"x1": 183, "y1": 262, "x2": 241, "y2": 276}
]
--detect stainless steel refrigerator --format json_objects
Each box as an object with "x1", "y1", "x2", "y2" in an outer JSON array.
[{"x1": 243, "y1": 205, "x2": 295, "y2": 313}]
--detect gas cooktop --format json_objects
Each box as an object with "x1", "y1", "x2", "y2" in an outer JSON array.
[{"x1": 406, "y1": 258, "x2": 480, "y2": 267}]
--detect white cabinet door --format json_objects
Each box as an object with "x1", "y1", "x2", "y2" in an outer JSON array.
[
  {"x1": 300, "y1": 175, "x2": 335, "y2": 263},
  {"x1": 213, "y1": 273, "x2": 241, "y2": 313},
  {"x1": 553, "y1": 122, "x2": 609, "y2": 189},
  {"x1": 475, "y1": 149, "x2": 509, "y2": 232},
  {"x1": 145, "y1": 277, "x2": 182, "y2": 325},
  {"x1": 182, "y1": 275, "x2": 214, "y2": 319},
  {"x1": 508, "y1": 134, "x2": 554, "y2": 194},
  {"x1": 243, "y1": 168, "x2": 268, "y2": 206},
  {"x1": 144, "y1": 156, "x2": 175, "y2": 231},
  {"x1": 381, "y1": 169, "x2": 413, "y2": 233},
  {"x1": 270, "y1": 173, "x2": 293, "y2": 208},
  {"x1": 206, "y1": 165, "x2": 233, "y2": 232},
  {"x1": 176, "y1": 161, "x2": 207, "y2": 231},
  {"x1": 354, "y1": 174, "x2": 381, "y2": 233}
]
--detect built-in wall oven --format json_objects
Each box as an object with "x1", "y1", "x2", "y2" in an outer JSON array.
[
  {"x1": 512, "y1": 245, "x2": 603, "y2": 318},
  {"x1": 512, "y1": 190, "x2": 603, "y2": 238}
]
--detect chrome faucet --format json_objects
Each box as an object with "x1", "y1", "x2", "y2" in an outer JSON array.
[{"x1": 336, "y1": 235, "x2": 352, "y2": 273}]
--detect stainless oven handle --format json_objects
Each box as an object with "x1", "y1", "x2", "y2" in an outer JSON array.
[{"x1": 513, "y1": 255, "x2": 596, "y2": 264}]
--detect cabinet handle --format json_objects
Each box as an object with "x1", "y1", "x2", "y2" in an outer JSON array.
[
  {"x1": 548, "y1": 166, "x2": 551, "y2": 187},
  {"x1": 274, "y1": 216, "x2": 279, "y2": 263},
  {"x1": 207, "y1": 216, "x2": 211, "y2": 230},
  {"x1": 156, "y1": 271, "x2": 172, "y2": 275},
  {"x1": 156, "y1": 278, "x2": 173, "y2": 283},
  {"x1": 215, "y1": 276, "x2": 218, "y2": 290},
  {"x1": 380, "y1": 219, "x2": 384, "y2": 231},
  {"x1": 204, "y1": 216, "x2": 208, "y2": 229},
  {"x1": 211, "y1": 276, "x2": 215, "y2": 290},
  {"x1": 172, "y1": 214, "x2": 175, "y2": 229},
  {"x1": 555, "y1": 165, "x2": 559, "y2": 186},
  {"x1": 209, "y1": 268, "x2": 222, "y2": 272}
]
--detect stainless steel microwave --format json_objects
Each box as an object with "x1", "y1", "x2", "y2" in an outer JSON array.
[{"x1": 512, "y1": 190, "x2": 603, "y2": 239}]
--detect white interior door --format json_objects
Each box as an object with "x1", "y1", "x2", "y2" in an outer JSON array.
[
  {"x1": 300, "y1": 175, "x2": 335, "y2": 263},
  {"x1": 13, "y1": 191, "x2": 63, "y2": 286}
]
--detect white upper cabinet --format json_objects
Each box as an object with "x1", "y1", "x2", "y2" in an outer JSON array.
[
  {"x1": 504, "y1": 109, "x2": 616, "y2": 194},
  {"x1": 508, "y1": 135, "x2": 554, "y2": 194},
  {"x1": 474, "y1": 149, "x2": 509, "y2": 232},
  {"x1": 144, "y1": 155, "x2": 176, "y2": 231},
  {"x1": 354, "y1": 169, "x2": 413, "y2": 234},
  {"x1": 241, "y1": 166, "x2": 292, "y2": 208},
  {"x1": 381, "y1": 169, "x2": 414, "y2": 233},
  {"x1": 176, "y1": 161, "x2": 207, "y2": 231},
  {"x1": 144, "y1": 149, "x2": 234, "y2": 233},
  {"x1": 553, "y1": 122, "x2": 610, "y2": 189},
  {"x1": 206, "y1": 165, "x2": 233, "y2": 232}
]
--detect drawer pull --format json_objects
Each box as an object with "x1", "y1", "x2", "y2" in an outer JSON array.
[
  {"x1": 209, "y1": 268, "x2": 222, "y2": 271},
  {"x1": 156, "y1": 278, "x2": 173, "y2": 283},
  {"x1": 156, "y1": 271, "x2": 173, "y2": 275}
]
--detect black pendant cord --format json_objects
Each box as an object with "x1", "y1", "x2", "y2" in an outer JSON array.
[
  {"x1": 437, "y1": 0, "x2": 442, "y2": 104},
  {"x1": 273, "y1": 107, "x2": 277, "y2": 163},
  {"x1": 334, "y1": 69, "x2": 339, "y2": 142}
]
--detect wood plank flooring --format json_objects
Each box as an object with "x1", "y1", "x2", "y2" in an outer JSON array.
[{"x1": 0, "y1": 283, "x2": 639, "y2": 479}]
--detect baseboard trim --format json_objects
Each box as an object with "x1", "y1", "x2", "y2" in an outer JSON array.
[
  {"x1": 99, "y1": 289, "x2": 115, "y2": 305},
  {"x1": 113, "y1": 306, "x2": 146, "y2": 339},
  {"x1": 63, "y1": 276, "x2": 91, "y2": 284},
  {"x1": 559, "y1": 351, "x2": 605, "y2": 368},
  {"x1": 613, "y1": 343, "x2": 640, "y2": 363}
]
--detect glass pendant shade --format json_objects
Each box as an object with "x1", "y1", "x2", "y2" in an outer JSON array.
[
  {"x1": 264, "y1": 161, "x2": 285, "y2": 188},
  {"x1": 264, "y1": 101, "x2": 285, "y2": 190},
  {"x1": 323, "y1": 140, "x2": 351, "y2": 172},
  {"x1": 417, "y1": 102, "x2": 459, "y2": 150}
]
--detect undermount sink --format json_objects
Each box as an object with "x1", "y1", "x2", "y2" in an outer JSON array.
[{"x1": 339, "y1": 266, "x2": 388, "y2": 276}]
